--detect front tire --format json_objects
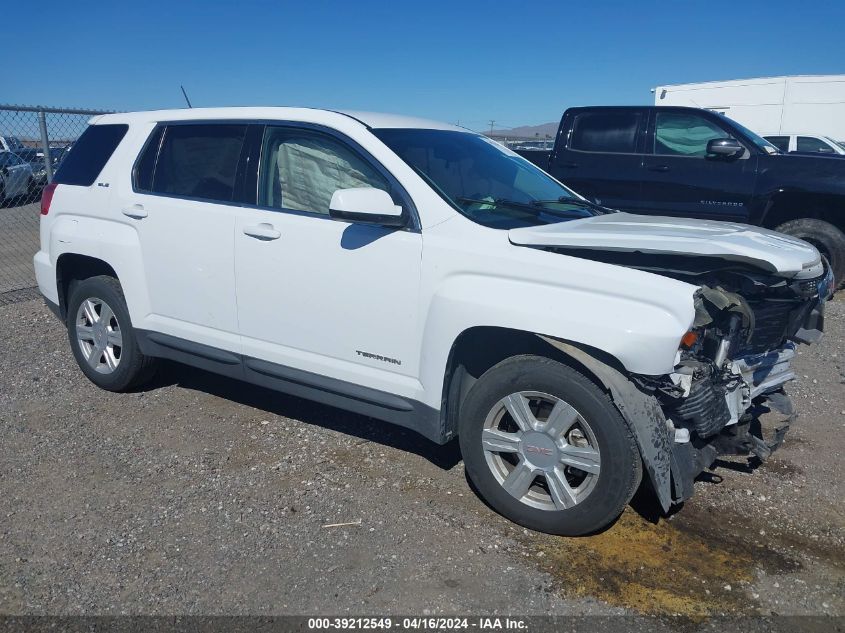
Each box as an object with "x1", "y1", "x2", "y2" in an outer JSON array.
[
  {"x1": 459, "y1": 355, "x2": 641, "y2": 536},
  {"x1": 66, "y1": 275, "x2": 157, "y2": 391},
  {"x1": 776, "y1": 218, "x2": 845, "y2": 289}
]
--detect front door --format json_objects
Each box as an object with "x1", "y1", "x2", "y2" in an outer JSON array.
[
  {"x1": 639, "y1": 110, "x2": 757, "y2": 221},
  {"x1": 234, "y1": 124, "x2": 423, "y2": 399}
]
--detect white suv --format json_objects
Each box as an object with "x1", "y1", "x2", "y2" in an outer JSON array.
[{"x1": 35, "y1": 108, "x2": 833, "y2": 535}]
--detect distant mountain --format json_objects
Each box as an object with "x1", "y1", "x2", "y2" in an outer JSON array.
[{"x1": 489, "y1": 121, "x2": 559, "y2": 139}]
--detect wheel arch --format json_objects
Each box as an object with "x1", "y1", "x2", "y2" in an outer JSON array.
[
  {"x1": 439, "y1": 326, "x2": 630, "y2": 442},
  {"x1": 55, "y1": 253, "x2": 119, "y2": 319},
  {"x1": 760, "y1": 189, "x2": 845, "y2": 232},
  {"x1": 48, "y1": 215, "x2": 150, "y2": 325},
  {"x1": 439, "y1": 326, "x2": 675, "y2": 513}
]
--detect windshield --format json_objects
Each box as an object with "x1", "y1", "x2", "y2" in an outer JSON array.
[
  {"x1": 718, "y1": 116, "x2": 780, "y2": 154},
  {"x1": 373, "y1": 128, "x2": 600, "y2": 229}
]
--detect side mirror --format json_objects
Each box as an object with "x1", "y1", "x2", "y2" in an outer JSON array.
[
  {"x1": 818, "y1": 147, "x2": 835, "y2": 154},
  {"x1": 329, "y1": 188, "x2": 405, "y2": 227},
  {"x1": 706, "y1": 138, "x2": 744, "y2": 158}
]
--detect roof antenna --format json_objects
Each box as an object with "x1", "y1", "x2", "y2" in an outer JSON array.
[{"x1": 180, "y1": 85, "x2": 193, "y2": 108}]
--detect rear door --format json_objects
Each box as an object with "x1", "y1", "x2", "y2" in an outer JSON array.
[
  {"x1": 550, "y1": 108, "x2": 647, "y2": 211},
  {"x1": 119, "y1": 122, "x2": 247, "y2": 350},
  {"x1": 639, "y1": 109, "x2": 758, "y2": 221}
]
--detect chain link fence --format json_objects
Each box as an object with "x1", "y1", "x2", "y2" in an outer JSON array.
[{"x1": 0, "y1": 105, "x2": 112, "y2": 305}]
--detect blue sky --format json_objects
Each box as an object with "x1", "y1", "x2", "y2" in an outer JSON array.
[{"x1": 8, "y1": 1, "x2": 845, "y2": 131}]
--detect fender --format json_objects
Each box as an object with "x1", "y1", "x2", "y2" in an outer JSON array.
[
  {"x1": 417, "y1": 261, "x2": 697, "y2": 412},
  {"x1": 49, "y1": 214, "x2": 150, "y2": 322},
  {"x1": 541, "y1": 338, "x2": 674, "y2": 512}
]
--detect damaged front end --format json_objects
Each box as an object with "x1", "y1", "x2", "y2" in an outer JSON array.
[{"x1": 644, "y1": 262, "x2": 833, "y2": 506}]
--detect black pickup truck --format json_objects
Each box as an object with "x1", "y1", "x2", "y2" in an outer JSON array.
[{"x1": 516, "y1": 106, "x2": 845, "y2": 285}]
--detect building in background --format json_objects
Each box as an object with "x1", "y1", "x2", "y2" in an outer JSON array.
[{"x1": 653, "y1": 75, "x2": 845, "y2": 140}]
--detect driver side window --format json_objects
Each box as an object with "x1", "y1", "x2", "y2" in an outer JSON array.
[
  {"x1": 654, "y1": 112, "x2": 734, "y2": 157},
  {"x1": 259, "y1": 127, "x2": 389, "y2": 215}
]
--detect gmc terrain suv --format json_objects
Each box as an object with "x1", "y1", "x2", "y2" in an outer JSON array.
[
  {"x1": 36, "y1": 108, "x2": 833, "y2": 535},
  {"x1": 516, "y1": 106, "x2": 845, "y2": 286}
]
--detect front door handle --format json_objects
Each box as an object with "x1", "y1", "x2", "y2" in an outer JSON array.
[
  {"x1": 647, "y1": 164, "x2": 670, "y2": 172},
  {"x1": 559, "y1": 161, "x2": 578, "y2": 168},
  {"x1": 122, "y1": 204, "x2": 148, "y2": 219},
  {"x1": 243, "y1": 223, "x2": 281, "y2": 241}
]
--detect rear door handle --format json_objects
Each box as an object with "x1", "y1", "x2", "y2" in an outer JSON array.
[
  {"x1": 122, "y1": 204, "x2": 147, "y2": 219},
  {"x1": 243, "y1": 223, "x2": 281, "y2": 241},
  {"x1": 647, "y1": 164, "x2": 670, "y2": 172},
  {"x1": 559, "y1": 162, "x2": 578, "y2": 168}
]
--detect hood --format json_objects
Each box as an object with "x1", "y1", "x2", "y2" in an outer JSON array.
[{"x1": 508, "y1": 213, "x2": 822, "y2": 278}]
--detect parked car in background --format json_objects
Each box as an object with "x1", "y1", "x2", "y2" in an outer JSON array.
[
  {"x1": 11, "y1": 146, "x2": 71, "y2": 187},
  {"x1": 0, "y1": 150, "x2": 35, "y2": 202},
  {"x1": 0, "y1": 135, "x2": 25, "y2": 153},
  {"x1": 14, "y1": 148, "x2": 49, "y2": 186},
  {"x1": 516, "y1": 106, "x2": 845, "y2": 286},
  {"x1": 764, "y1": 134, "x2": 845, "y2": 156},
  {"x1": 35, "y1": 107, "x2": 832, "y2": 536}
]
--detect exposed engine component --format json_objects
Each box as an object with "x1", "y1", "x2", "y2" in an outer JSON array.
[{"x1": 671, "y1": 368, "x2": 733, "y2": 438}]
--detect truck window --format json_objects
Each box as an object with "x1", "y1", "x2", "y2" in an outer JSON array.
[
  {"x1": 570, "y1": 112, "x2": 641, "y2": 153},
  {"x1": 797, "y1": 136, "x2": 833, "y2": 153},
  {"x1": 765, "y1": 136, "x2": 790, "y2": 152},
  {"x1": 654, "y1": 112, "x2": 731, "y2": 157}
]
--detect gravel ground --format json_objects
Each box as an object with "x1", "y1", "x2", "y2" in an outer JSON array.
[{"x1": 0, "y1": 294, "x2": 843, "y2": 619}]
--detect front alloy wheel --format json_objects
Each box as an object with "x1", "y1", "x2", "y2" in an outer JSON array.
[
  {"x1": 482, "y1": 391, "x2": 601, "y2": 511},
  {"x1": 459, "y1": 355, "x2": 641, "y2": 536}
]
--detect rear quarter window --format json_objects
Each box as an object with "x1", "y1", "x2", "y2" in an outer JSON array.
[{"x1": 52, "y1": 124, "x2": 128, "y2": 186}]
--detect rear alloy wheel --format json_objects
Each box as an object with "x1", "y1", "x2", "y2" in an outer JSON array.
[
  {"x1": 66, "y1": 275, "x2": 157, "y2": 391},
  {"x1": 75, "y1": 297, "x2": 124, "y2": 374},
  {"x1": 776, "y1": 218, "x2": 845, "y2": 289},
  {"x1": 459, "y1": 356, "x2": 642, "y2": 536}
]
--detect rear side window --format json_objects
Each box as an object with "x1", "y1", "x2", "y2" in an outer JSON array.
[
  {"x1": 765, "y1": 136, "x2": 790, "y2": 152},
  {"x1": 570, "y1": 111, "x2": 642, "y2": 153},
  {"x1": 52, "y1": 124, "x2": 128, "y2": 186},
  {"x1": 149, "y1": 124, "x2": 247, "y2": 202}
]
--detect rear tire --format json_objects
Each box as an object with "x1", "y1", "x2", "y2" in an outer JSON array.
[
  {"x1": 458, "y1": 355, "x2": 641, "y2": 536},
  {"x1": 776, "y1": 218, "x2": 845, "y2": 289},
  {"x1": 66, "y1": 275, "x2": 157, "y2": 391}
]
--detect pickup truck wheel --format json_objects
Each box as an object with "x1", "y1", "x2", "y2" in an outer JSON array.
[
  {"x1": 66, "y1": 275, "x2": 157, "y2": 391},
  {"x1": 776, "y1": 218, "x2": 845, "y2": 289},
  {"x1": 459, "y1": 355, "x2": 641, "y2": 536}
]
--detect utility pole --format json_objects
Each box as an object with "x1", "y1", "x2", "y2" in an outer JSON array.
[{"x1": 488, "y1": 120, "x2": 496, "y2": 136}]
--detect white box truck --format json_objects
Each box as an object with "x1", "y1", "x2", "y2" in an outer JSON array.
[{"x1": 653, "y1": 75, "x2": 845, "y2": 141}]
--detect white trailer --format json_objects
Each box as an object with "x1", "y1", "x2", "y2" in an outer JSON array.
[{"x1": 653, "y1": 75, "x2": 845, "y2": 141}]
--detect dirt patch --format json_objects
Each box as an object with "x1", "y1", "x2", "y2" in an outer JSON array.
[{"x1": 532, "y1": 504, "x2": 800, "y2": 616}]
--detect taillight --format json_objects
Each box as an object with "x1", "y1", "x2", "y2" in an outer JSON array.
[{"x1": 40, "y1": 182, "x2": 57, "y2": 215}]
